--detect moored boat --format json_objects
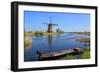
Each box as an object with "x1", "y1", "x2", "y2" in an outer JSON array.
[{"x1": 37, "y1": 48, "x2": 83, "y2": 60}]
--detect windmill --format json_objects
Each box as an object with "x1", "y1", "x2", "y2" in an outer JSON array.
[{"x1": 43, "y1": 17, "x2": 58, "y2": 33}]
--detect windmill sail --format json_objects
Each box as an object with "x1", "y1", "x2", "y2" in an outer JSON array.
[{"x1": 43, "y1": 17, "x2": 58, "y2": 33}]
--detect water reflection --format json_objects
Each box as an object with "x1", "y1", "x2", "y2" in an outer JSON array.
[{"x1": 48, "y1": 35, "x2": 53, "y2": 51}]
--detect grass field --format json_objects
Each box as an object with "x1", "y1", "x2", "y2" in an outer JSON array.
[{"x1": 25, "y1": 31, "x2": 64, "y2": 36}]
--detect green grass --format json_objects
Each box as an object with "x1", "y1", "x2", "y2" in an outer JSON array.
[
  {"x1": 77, "y1": 38, "x2": 90, "y2": 43},
  {"x1": 60, "y1": 47, "x2": 90, "y2": 60},
  {"x1": 81, "y1": 48, "x2": 90, "y2": 59},
  {"x1": 61, "y1": 54, "x2": 76, "y2": 60},
  {"x1": 25, "y1": 31, "x2": 64, "y2": 36},
  {"x1": 25, "y1": 32, "x2": 90, "y2": 36},
  {"x1": 24, "y1": 37, "x2": 32, "y2": 48},
  {"x1": 70, "y1": 32, "x2": 90, "y2": 36}
]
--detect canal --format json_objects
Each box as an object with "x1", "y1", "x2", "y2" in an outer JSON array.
[{"x1": 24, "y1": 33, "x2": 90, "y2": 61}]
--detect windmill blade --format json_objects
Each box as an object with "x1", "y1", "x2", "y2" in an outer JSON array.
[
  {"x1": 52, "y1": 24, "x2": 58, "y2": 26},
  {"x1": 43, "y1": 23, "x2": 50, "y2": 25},
  {"x1": 50, "y1": 16, "x2": 52, "y2": 24},
  {"x1": 43, "y1": 23, "x2": 48, "y2": 24},
  {"x1": 42, "y1": 23, "x2": 50, "y2": 26}
]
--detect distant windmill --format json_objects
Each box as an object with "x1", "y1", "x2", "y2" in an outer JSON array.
[{"x1": 43, "y1": 17, "x2": 58, "y2": 33}]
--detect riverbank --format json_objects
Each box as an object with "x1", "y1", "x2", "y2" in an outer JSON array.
[
  {"x1": 81, "y1": 47, "x2": 90, "y2": 59},
  {"x1": 25, "y1": 31, "x2": 90, "y2": 36},
  {"x1": 69, "y1": 32, "x2": 90, "y2": 36},
  {"x1": 60, "y1": 47, "x2": 90, "y2": 60},
  {"x1": 24, "y1": 36, "x2": 32, "y2": 48},
  {"x1": 25, "y1": 31, "x2": 64, "y2": 36},
  {"x1": 76, "y1": 38, "x2": 90, "y2": 43}
]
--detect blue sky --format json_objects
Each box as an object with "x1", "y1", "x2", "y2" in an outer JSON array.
[{"x1": 24, "y1": 11, "x2": 90, "y2": 32}]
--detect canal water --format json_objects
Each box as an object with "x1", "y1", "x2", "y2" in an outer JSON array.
[{"x1": 24, "y1": 33, "x2": 89, "y2": 62}]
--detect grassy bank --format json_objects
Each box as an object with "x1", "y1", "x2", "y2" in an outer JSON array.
[
  {"x1": 25, "y1": 31, "x2": 64, "y2": 36},
  {"x1": 76, "y1": 38, "x2": 90, "y2": 43},
  {"x1": 25, "y1": 31, "x2": 90, "y2": 36},
  {"x1": 60, "y1": 47, "x2": 90, "y2": 60},
  {"x1": 69, "y1": 32, "x2": 90, "y2": 36},
  {"x1": 24, "y1": 37, "x2": 32, "y2": 48},
  {"x1": 81, "y1": 48, "x2": 90, "y2": 59}
]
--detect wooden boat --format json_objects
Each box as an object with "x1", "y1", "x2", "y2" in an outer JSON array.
[{"x1": 37, "y1": 48, "x2": 83, "y2": 60}]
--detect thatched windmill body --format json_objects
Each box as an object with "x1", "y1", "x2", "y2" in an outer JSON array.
[{"x1": 43, "y1": 17, "x2": 58, "y2": 33}]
